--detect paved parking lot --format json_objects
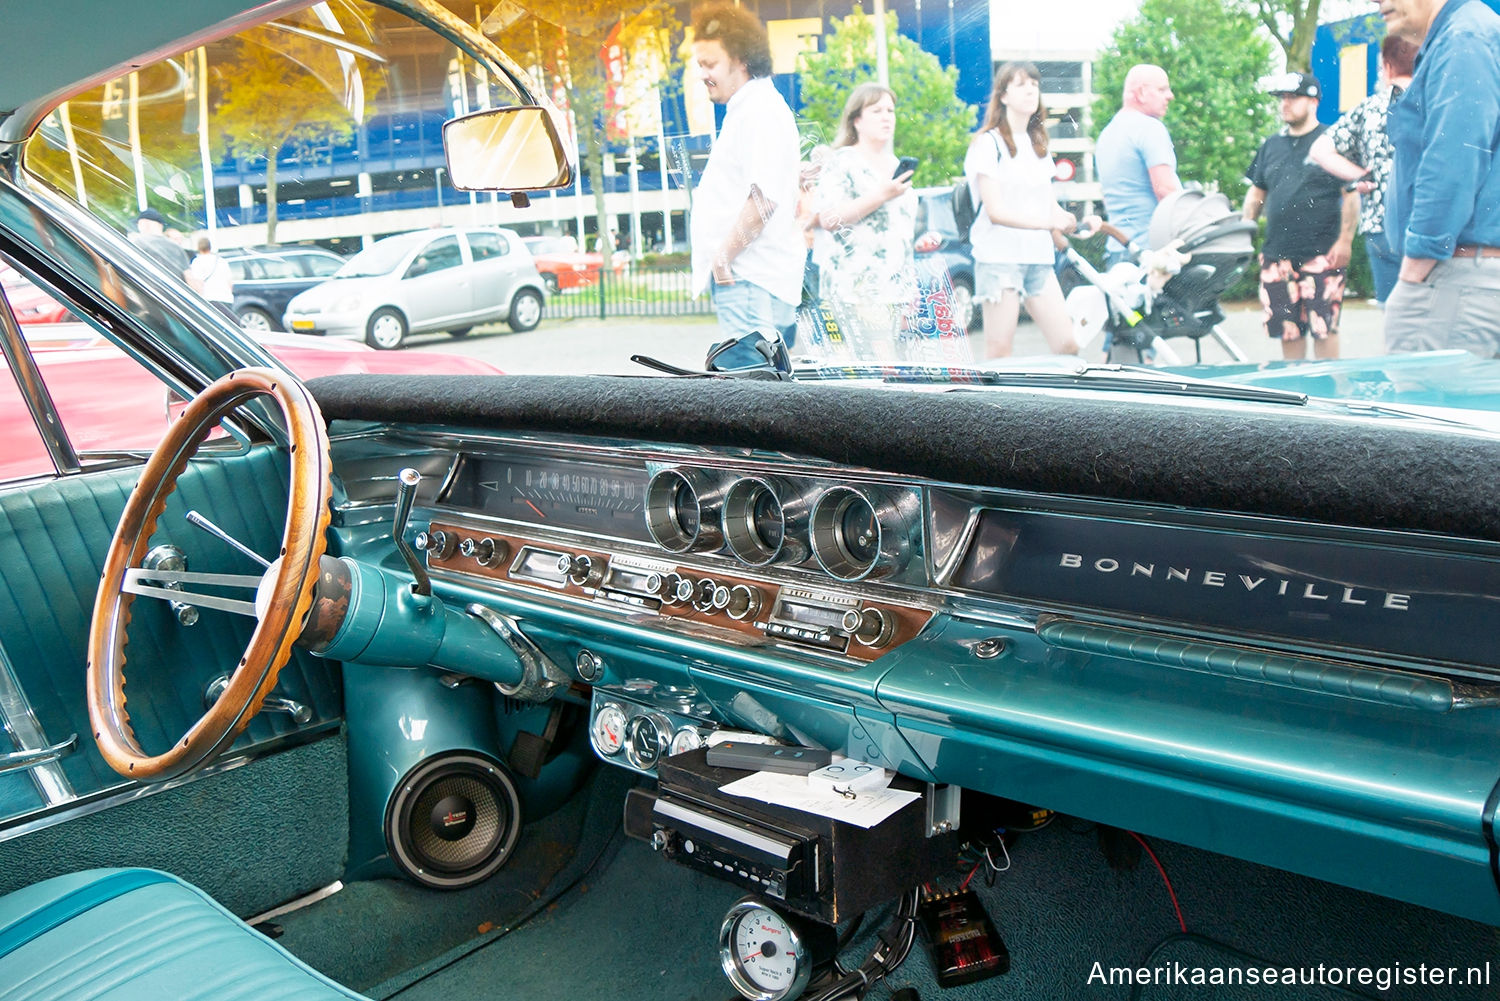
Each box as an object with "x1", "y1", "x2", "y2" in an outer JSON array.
[{"x1": 410, "y1": 298, "x2": 1390, "y2": 376}]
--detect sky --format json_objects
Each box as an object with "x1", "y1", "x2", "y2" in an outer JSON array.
[{"x1": 992, "y1": 0, "x2": 1377, "y2": 57}]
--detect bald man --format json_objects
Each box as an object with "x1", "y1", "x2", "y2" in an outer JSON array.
[{"x1": 1094, "y1": 64, "x2": 1181, "y2": 263}]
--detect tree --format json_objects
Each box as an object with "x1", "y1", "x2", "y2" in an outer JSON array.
[
  {"x1": 1251, "y1": 0, "x2": 1322, "y2": 71},
  {"x1": 797, "y1": 11, "x2": 974, "y2": 188},
  {"x1": 210, "y1": 27, "x2": 377, "y2": 245},
  {"x1": 495, "y1": 2, "x2": 681, "y2": 263},
  {"x1": 1093, "y1": 0, "x2": 1276, "y2": 203}
]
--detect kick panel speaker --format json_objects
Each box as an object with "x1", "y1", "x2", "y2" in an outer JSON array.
[{"x1": 386, "y1": 752, "x2": 522, "y2": 889}]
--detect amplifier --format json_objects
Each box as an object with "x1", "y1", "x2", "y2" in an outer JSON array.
[{"x1": 625, "y1": 748, "x2": 956, "y2": 924}]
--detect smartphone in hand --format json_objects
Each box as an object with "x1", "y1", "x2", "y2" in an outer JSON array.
[{"x1": 894, "y1": 155, "x2": 919, "y2": 179}]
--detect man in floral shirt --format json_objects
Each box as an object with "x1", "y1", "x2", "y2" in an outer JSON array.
[{"x1": 1308, "y1": 35, "x2": 1418, "y2": 303}]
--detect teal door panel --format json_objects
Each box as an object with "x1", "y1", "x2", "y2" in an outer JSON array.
[
  {"x1": 0, "y1": 447, "x2": 344, "y2": 828},
  {"x1": 874, "y1": 614, "x2": 1500, "y2": 924}
]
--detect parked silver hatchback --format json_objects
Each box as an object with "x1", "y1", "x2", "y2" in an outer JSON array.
[{"x1": 283, "y1": 226, "x2": 547, "y2": 349}]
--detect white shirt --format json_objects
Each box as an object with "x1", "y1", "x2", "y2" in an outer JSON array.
[
  {"x1": 689, "y1": 78, "x2": 803, "y2": 304},
  {"x1": 189, "y1": 251, "x2": 235, "y2": 304},
  {"x1": 963, "y1": 130, "x2": 1056, "y2": 266}
]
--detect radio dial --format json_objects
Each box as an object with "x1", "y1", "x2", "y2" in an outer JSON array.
[
  {"x1": 715, "y1": 584, "x2": 762, "y2": 621},
  {"x1": 657, "y1": 573, "x2": 688, "y2": 604},
  {"x1": 668, "y1": 575, "x2": 695, "y2": 605},
  {"x1": 692, "y1": 578, "x2": 719, "y2": 612},
  {"x1": 842, "y1": 607, "x2": 893, "y2": 647},
  {"x1": 558, "y1": 553, "x2": 605, "y2": 587}
]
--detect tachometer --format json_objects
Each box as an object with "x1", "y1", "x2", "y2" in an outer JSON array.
[{"x1": 720, "y1": 898, "x2": 816, "y2": 1001}]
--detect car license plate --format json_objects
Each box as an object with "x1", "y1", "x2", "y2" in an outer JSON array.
[{"x1": 290, "y1": 319, "x2": 316, "y2": 331}]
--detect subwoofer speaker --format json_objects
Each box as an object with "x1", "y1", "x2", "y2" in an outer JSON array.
[{"x1": 386, "y1": 752, "x2": 522, "y2": 889}]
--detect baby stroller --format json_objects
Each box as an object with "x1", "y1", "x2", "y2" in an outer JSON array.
[{"x1": 1063, "y1": 189, "x2": 1258, "y2": 364}]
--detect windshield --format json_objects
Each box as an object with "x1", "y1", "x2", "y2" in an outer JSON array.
[
  {"x1": 15, "y1": 0, "x2": 1475, "y2": 402},
  {"x1": 337, "y1": 233, "x2": 426, "y2": 278}
]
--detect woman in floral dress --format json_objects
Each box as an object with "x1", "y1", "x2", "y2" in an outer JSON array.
[{"x1": 815, "y1": 83, "x2": 933, "y2": 357}]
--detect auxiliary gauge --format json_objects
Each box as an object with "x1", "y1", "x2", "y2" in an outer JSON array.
[
  {"x1": 591, "y1": 704, "x2": 627, "y2": 756},
  {"x1": 719, "y1": 897, "x2": 833, "y2": 1001}
]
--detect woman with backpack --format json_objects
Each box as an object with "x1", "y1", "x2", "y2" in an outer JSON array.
[{"x1": 964, "y1": 61, "x2": 1080, "y2": 357}]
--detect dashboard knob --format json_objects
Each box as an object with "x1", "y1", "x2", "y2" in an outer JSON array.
[
  {"x1": 658, "y1": 573, "x2": 688, "y2": 604},
  {"x1": 692, "y1": 578, "x2": 719, "y2": 612},
  {"x1": 557, "y1": 553, "x2": 605, "y2": 587},
  {"x1": 459, "y1": 536, "x2": 504, "y2": 566},
  {"x1": 717, "y1": 584, "x2": 762, "y2": 621},
  {"x1": 671, "y1": 576, "x2": 697, "y2": 605},
  {"x1": 841, "y1": 607, "x2": 893, "y2": 647},
  {"x1": 414, "y1": 528, "x2": 456, "y2": 560}
]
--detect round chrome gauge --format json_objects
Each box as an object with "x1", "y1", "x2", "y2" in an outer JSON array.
[
  {"x1": 625, "y1": 712, "x2": 674, "y2": 770},
  {"x1": 723, "y1": 478, "x2": 788, "y2": 566},
  {"x1": 720, "y1": 898, "x2": 812, "y2": 1001},
  {"x1": 591, "y1": 704, "x2": 627, "y2": 756},
  {"x1": 809, "y1": 486, "x2": 905, "y2": 581},
  {"x1": 645, "y1": 469, "x2": 722, "y2": 553},
  {"x1": 669, "y1": 726, "x2": 708, "y2": 757}
]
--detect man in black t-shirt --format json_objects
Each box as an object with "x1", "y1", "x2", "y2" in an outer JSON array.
[{"x1": 1242, "y1": 72, "x2": 1359, "y2": 360}]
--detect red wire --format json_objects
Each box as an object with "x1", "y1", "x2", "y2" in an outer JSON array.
[
  {"x1": 958, "y1": 858, "x2": 983, "y2": 891},
  {"x1": 1128, "y1": 831, "x2": 1187, "y2": 933}
]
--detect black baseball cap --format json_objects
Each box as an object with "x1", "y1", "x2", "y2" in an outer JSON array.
[
  {"x1": 1265, "y1": 72, "x2": 1321, "y2": 99},
  {"x1": 136, "y1": 208, "x2": 166, "y2": 224}
]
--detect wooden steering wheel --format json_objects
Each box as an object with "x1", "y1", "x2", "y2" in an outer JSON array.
[{"x1": 87, "y1": 368, "x2": 332, "y2": 781}]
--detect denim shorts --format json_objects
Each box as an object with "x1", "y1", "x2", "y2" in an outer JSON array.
[
  {"x1": 975, "y1": 261, "x2": 1059, "y2": 302},
  {"x1": 710, "y1": 279, "x2": 796, "y2": 342}
]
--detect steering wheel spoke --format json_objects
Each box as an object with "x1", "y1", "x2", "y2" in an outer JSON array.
[
  {"x1": 88, "y1": 368, "x2": 331, "y2": 781},
  {"x1": 122, "y1": 566, "x2": 264, "y2": 618}
]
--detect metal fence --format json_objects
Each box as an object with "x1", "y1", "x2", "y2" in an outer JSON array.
[{"x1": 543, "y1": 263, "x2": 714, "y2": 321}]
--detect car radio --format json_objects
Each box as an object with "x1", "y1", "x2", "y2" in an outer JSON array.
[{"x1": 626, "y1": 748, "x2": 957, "y2": 924}]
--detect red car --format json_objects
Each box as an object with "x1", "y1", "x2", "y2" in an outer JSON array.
[
  {"x1": 1, "y1": 319, "x2": 498, "y2": 481},
  {"x1": 2, "y1": 262, "x2": 74, "y2": 323},
  {"x1": 522, "y1": 235, "x2": 625, "y2": 293}
]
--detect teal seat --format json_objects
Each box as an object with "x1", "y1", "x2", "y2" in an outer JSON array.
[{"x1": 0, "y1": 869, "x2": 367, "y2": 1000}]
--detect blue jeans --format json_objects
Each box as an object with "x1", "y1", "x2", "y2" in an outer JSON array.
[
  {"x1": 1365, "y1": 230, "x2": 1400, "y2": 304},
  {"x1": 710, "y1": 279, "x2": 796, "y2": 345}
]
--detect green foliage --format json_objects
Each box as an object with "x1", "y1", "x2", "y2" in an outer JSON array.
[
  {"x1": 497, "y1": 2, "x2": 680, "y2": 262},
  {"x1": 1250, "y1": 0, "x2": 1323, "y2": 71},
  {"x1": 210, "y1": 27, "x2": 378, "y2": 244},
  {"x1": 1093, "y1": 0, "x2": 1276, "y2": 203},
  {"x1": 797, "y1": 11, "x2": 974, "y2": 187}
]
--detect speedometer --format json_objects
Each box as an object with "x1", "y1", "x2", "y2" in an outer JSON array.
[{"x1": 441, "y1": 453, "x2": 650, "y2": 541}]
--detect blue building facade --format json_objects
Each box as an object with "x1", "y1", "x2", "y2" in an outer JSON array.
[
  {"x1": 208, "y1": 0, "x2": 989, "y2": 246},
  {"x1": 1312, "y1": 3, "x2": 1500, "y2": 123}
]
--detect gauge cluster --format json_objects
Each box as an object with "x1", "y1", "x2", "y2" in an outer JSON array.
[
  {"x1": 435, "y1": 445, "x2": 925, "y2": 586},
  {"x1": 642, "y1": 467, "x2": 917, "y2": 584},
  {"x1": 590, "y1": 686, "x2": 717, "y2": 776}
]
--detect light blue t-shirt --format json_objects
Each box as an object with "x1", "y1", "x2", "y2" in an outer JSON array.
[{"x1": 1094, "y1": 109, "x2": 1177, "y2": 250}]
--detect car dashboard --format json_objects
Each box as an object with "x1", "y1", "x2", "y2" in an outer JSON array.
[{"x1": 311, "y1": 372, "x2": 1500, "y2": 928}]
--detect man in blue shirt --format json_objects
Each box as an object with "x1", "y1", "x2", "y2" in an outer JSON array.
[
  {"x1": 1094, "y1": 64, "x2": 1181, "y2": 263},
  {"x1": 1380, "y1": 0, "x2": 1500, "y2": 355}
]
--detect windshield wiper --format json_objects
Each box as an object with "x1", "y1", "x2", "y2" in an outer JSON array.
[{"x1": 791, "y1": 362, "x2": 1310, "y2": 406}]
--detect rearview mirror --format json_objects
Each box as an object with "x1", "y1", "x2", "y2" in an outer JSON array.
[{"x1": 442, "y1": 107, "x2": 573, "y2": 191}]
